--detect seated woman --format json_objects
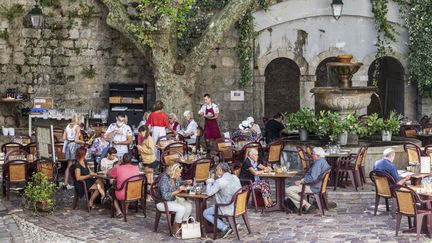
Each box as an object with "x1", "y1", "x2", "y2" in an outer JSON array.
[
  {"x1": 137, "y1": 125, "x2": 156, "y2": 185},
  {"x1": 90, "y1": 129, "x2": 110, "y2": 171},
  {"x1": 107, "y1": 153, "x2": 140, "y2": 218},
  {"x1": 232, "y1": 120, "x2": 258, "y2": 141},
  {"x1": 156, "y1": 163, "x2": 192, "y2": 235},
  {"x1": 100, "y1": 147, "x2": 118, "y2": 172},
  {"x1": 74, "y1": 147, "x2": 106, "y2": 208},
  {"x1": 246, "y1": 116, "x2": 262, "y2": 137},
  {"x1": 239, "y1": 148, "x2": 273, "y2": 207},
  {"x1": 168, "y1": 113, "x2": 180, "y2": 132},
  {"x1": 178, "y1": 110, "x2": 198, "y2": 144}
]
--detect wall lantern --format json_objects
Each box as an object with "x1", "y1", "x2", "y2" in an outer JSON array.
[
  {"x1": 27, "y1": 1, "x2": 44, "y2": 28},
  {"x1": 331, "y1": 0, "x2": 344, "y2": 20}
]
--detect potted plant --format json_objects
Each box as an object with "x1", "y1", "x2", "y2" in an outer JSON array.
[
  {"x1": 366, "y1": 113, "x2": 384, "y2": 136},
  {"x1": 335, "y1": 113, "x2": 358, "y2": 145},
  {"x1": 381, "y1": 111, "x2": 402, "y2": 141},
  {"x1": 316, "y1": 110, "x2": 340, "y2": 142},
  {"x1": 287, "y1": 107, "x2": 316, "y2": 141},
  {"x1": 24, "y1": 172, "x2": 58, "y2": 212}
]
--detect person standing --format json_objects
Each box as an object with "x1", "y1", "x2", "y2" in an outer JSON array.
[
  {"x1": 104, "y1": 113, "x2": 133, "y2": 159},
  {"x1": 137, "y1": 125, "x2": 156, "y2": 185},
  {"x1": 198, "y1": 94, "x2": 221, "y2": 146},
  {"x1": 265, "y1": 112, "x2": 285, "y2": 143}
]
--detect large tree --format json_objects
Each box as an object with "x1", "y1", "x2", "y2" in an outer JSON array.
[{"x1": 99, "y1": 0, "x2": 256, "y2": 114}]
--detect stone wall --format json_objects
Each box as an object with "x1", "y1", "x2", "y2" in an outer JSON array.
[{"x1": 0, "y1": 0, "x2": 155, "y2": 127}]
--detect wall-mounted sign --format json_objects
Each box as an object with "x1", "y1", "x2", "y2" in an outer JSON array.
[{"x1": 230, "y1": 90, "x2": 244, "y2": 101}]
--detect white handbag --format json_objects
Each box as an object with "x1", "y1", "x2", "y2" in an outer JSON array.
[{"x1": 180, "y1": 217, "x2": 201, "y2": 239}]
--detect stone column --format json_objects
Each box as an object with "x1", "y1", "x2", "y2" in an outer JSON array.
[
  {"x1": 300, "y1": 75, "x2": 316, "y2": 109},
  {"x1": 253, "y1": 72, "x2": 265, "y2": 122}
]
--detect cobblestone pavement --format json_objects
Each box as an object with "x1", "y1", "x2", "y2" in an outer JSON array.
[{"x1": 0, "y1": 180, "x2": 430, "y2": 242}]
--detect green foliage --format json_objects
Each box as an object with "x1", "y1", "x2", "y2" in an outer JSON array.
[
  {"x1": 0, "y1": 4, "x2": 25, "y2": 22},
  {"x1": 316, "y1": 111, "x2": 341, "y2": 142},
  {"x1": 366, "y1": 113, "x2": 384, "y2": 135},
  {"x1": 237, "y1": 11, "x2": 254, "y2": 88},
  {"x1": 286, "y1": 107, "x2": 316, "y2": 133},
  {"x1": 382, "y1": 111, "x2": 402, "y2": 134},
  {"x1": 41, "y1": 0, "x2": 61, "y2": 9},
  {"x1": 66, "y1": 3, "x2": 98, "y2": 29},
  {"x1": 366, "y1": 112, "x2": 401, "y2": 135},
  {"x1": 81, "y1": 65, "x2": 96, "y2": 79},
  {"x1": 407, "y1": 0, "x2": 432, "y2": 96},
  {"x1": 24, "y1": 172, "x2": 58, "y2": 212}
]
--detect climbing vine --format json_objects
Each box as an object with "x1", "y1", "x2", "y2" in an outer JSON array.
[
  {"x1": 0, "y1": 4, "x2": 25, "y2": 23},
  {"x1": 237, "y1": 11, "x2": 254, "y2": 88}
]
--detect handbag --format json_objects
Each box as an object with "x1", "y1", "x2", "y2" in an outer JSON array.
[{"x1": 179, "y1": 217, "x2": 201, "y2": 239}]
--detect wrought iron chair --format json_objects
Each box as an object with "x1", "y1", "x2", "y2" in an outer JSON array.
[{"x1": 369, "y1": 170, "x2": 396, "y2": 215}]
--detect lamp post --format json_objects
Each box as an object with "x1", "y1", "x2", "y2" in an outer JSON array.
[
  {"x1": 331, "y1": 0, "x2": 344, "y2": 20},
  {"x1": 27, "y1": 1, "x2": 44, "y2": 28}
]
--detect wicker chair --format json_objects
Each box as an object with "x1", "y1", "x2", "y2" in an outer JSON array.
[
  {"x1": 369, "y1": 170, "x2": 396, "y2": 215},
  {"x1": 216, "y1": 138, "x2": 234, "y2": 163},
  {"x1": 299, "y1": 169, "x2": 331, "y2": 216},
  {"x1": 358, "y1": 145, "x2": 369, "y2": 184},
  {"x1": 164, "y1": 142, "x2": 187, "y2": 155},
  {"x1": 235, "y1": 142, "x2": 262, "y2": 164},
  {"x1": 213, "y1": 186, "x2": 252, "y2": 240},
  {"x1": 393, "y1": 185, "x2": 432, "y2": 240},
  {"x1": 264, "y1": 140, "x2": 284, "y2": 168},
  {"x1": 296, "y1": 146, "x2": 312, "y2": 175},
  {"x1": 2, "y1": 159, "x2": 30, "y2": 200},
  {"x1": 35, "y1": 158, "x2": 58, "y2": 183},
  {"x1": 403, "y1": 142, "x2": 422, "y2": 164},
  {"x1": 24, "y1": 142, "x2": 38, "y2": 157},
  {"x1": 183, "y1": 158, "x2": 213, "y2": 182},
  {"x1": 160, "y1": 150, "x2": 183, "y2": 172},
  {"x1": 334, "y1": 147, "x2": 365, "y2": 191},
  {"x1": 110, "y1": 174, "x2": 147, "y2": 222},
  {"x1": 53, "y1": 127, "x2": 64, "y2": 142},
  {"x1": 1, "y1": 142, "x2": 24, "y2": 154},
  {"x1": 5, "y1": 149, "x2": 28, "y2": 162}
]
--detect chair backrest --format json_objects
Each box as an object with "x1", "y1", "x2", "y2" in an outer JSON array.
[
  {"x1": 195, "y1": 126, "x2": 204, "y2": 151},
  {"x1": 360, "y1": 146, "x2": 369, "y2": 167},
  {"x1": 403, "y1": 142, "x2": 422, "y2": 163},
  {"x1": 241, "y1": 142, "x2": 262, "y2": 161},
  {"x1": 35, "y1": 159, "x2": 54, "y2": 180},
  {"x1": 267, "y1": 140, "x2": 283, "y2": 164},
  {"x1": 53, "y1": 128, "x2": 64, "y2": 142},
  {"x1": 352, "y1": 146, "x2": 366, "y2": 170},
  {"x1": 11, "y1": 135, "x2": 32, "y2": 146},
  {"x1": 305, "y1": 144, "x2": 313, "y2": 157},
  {"x1": 150, "y1": 174, "x2": 164, "y2": 203},
  {"x1": 234, "y1": 186, "x2": 250, "y2": 217},
  {"x1": 296, "y1": 146, "x2": 309, "y2": 172},
  {"x1": 1, "y1": 142, "x2": 23, "y2": 154},
  {"x1": 25, "y1": 142, "x2": 38, "y2": 155},
  {"x1": 393, "y1": 185, "x2": 418, "y2": 216},
  {"x1": 54, "y1": 142, "x2": 66, "y2": 161},
  {"x1": 369, "y1": 170, "x2": 396, "y2": 198},
  {"x1": 194, "y1": 158, "x2": 211, "y2": 182},
  {"x1": 216, "y1": 138, "x2": 234, "y2": 161},
  {"x1": 4, "y1": 160, "x2": 29, "y2": 182},
  {"x1": 164, "y1": 142, "x2": 186, "y2": 155},
  {"x1": 403, "y1": 128, "x2": 417, "y2": 138},
  {"x1": 425, "y1": 145, "x2": 432, "y2": 156},
  {"x1": 123, "y1": 175, "x2": 145, "y2": 201},
  {"x1": 161, "y1": 150, "x2": 182, "y2": 167},
  {"x1": 5, "y1": 149, "x2": 29, "y2": 162},
  {"x1": 320, "y1": 169, "x2": 331, "y2": 194}
]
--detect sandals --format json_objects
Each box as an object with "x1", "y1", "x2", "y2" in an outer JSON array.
[
  {"x1": 101, "y1": 195, "x2": 111, "y2": 204},
  {"x1": 115, "y1": 212, "x2": 123, "y2": 218}
]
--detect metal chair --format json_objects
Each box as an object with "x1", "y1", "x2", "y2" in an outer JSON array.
[
  {"x1": 264, "y1": 140, "x2": 284, "y2": 168},
  {"x1": 1, "y1": 142, "x2": 24, "y2": 154},
  {"x1": 296, "y1": 146, "x2": 313, "y2": 175},
  {"x1": 151, "y1": 175, "x2": 176, "y2": 236},
  {"x1": 2, "y1": 159, "x2": 30, "y2": 200},
  {"x1": 183, "y1": 158, "x2": 213, "y2": 182},
  {"x1": 70, "y1": 165, "x2": 96, "y2": 212},
  {"x1": 216, "y1": 138, "x2": 234, "y2": 163},
  {"x1": 403, "y1": 142, "x2": 422, "y2": 164},
  {"x1": 299, "y1": 169, "x2": 331, "y2": 216},
  {"x1": 34, "y1": 158, "x2": 58, "y2": 184},
  {"x1": 369, "y1": 170, "x2": 396, "y2": 215}
]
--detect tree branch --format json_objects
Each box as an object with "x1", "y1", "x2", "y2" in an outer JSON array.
[
  {"x1": 183, "y1": 0, "x2": 255, "y2": 75},
  {"x1": 99, "y1": 0, "x2": 150, "y2": 57}
]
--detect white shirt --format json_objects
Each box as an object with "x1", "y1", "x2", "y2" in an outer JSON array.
[
  {"x1": 100, "y1": 157, "x2": 118, "y2": 172},
  {"x1": 65, "y1": 124, "x2": 78, "y2": 141},
  {"x1": 251, "y1": 124, "x2": 262, "y2": 136},
  {"x1": 106, "y1": 123, "x2": 132, "y2": 155},
  {"x1": 199, "y1": 103, "x2": 219, "y2": 115},
  {"x1": 180, "y1": 119, "x2": 198, "y2": 141}
]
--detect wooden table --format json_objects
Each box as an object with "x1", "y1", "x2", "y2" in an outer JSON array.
[
  {"x1": 410, "y1": 173, "x2": 432, "y2": 186},
  {"x1": 325, "y1": 152, "x2": 351, "y2": 190},
  {"x1": 176, "y1": 192, "x2": 211, "y2": 235},
  {"x1": 259, "y1": 171, "x2": 297, "y2": 213}
]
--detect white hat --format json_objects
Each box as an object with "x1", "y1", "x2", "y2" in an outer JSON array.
[
  {"x1": 239, "y1": 120, "x2": 251, "y2": 130},
  {"x1": 246, "y1": 116, "x2": 254, "y2": 124},
  {"x1": 183, "y1": 110, "x2": 191, "y2": 117}
]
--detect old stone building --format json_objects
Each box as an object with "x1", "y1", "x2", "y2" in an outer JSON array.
[{"x1": 0, "y1": 0, "x2": 428, "y2": 132}]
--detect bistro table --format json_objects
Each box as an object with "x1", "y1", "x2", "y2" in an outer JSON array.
[
  {"x1": 260, "y1": 171, "x2": 297, "y2": 213},
  {"x1": 325, "y1": 150, "x2": 351, "y2": 191},
  {"x1": 176, "y1": 192, "x2": 211, "y2": 235},
  {"x1": 407, "y1": 185, "x2": 432, "y2": 238}
]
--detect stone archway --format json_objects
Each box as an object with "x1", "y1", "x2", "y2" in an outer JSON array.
[
  {"x1": 367, "y1": 56, "x2": 405, "y2": 117},
  {"x1": 264, "y1": 58, "x2": 301, "y2": 117},
  {"x1": 314, "y1": 56, "x2": 338, "y2": 113}
]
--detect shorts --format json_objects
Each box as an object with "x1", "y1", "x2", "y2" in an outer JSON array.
[
  {"x1": 142, "y1": 161, "x2": 158, "y2": 170},
  {"x1": 65, "y1": 142, "x2": 79, "y2": 161}
]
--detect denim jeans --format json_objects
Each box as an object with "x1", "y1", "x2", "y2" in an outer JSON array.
[{"x1": 203, "y1": 207, "x2": 228, "y2": 231}]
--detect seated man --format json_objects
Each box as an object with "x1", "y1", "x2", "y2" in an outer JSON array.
[
  {"x1": 203, "y1": 163, "x2": 241, "y2": 239},
  {"x1": 374, "y1": 148, "x2": 410, "y2": 185},
  {"x1": 285, "y1": 147, "x2": 330, "y2": 213},
  {"x1": 178, "y1": 110, "x2": 198, "y2": 144}
]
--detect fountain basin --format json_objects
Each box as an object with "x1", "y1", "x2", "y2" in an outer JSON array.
[{"x1": 311, "y1": 87, "x2": 378, "y2": 116}]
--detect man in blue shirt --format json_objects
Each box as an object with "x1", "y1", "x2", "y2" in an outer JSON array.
[
  {"x1": 286, "y1": 147, "x2": 331, "y2": 213},
  {"x1": 374, "y1": 148, "x2": 410, "y2": 185}
]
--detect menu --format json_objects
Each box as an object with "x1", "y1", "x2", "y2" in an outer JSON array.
[{"x1": 36, "y1": 126, "x2": 54, "y2": 160}]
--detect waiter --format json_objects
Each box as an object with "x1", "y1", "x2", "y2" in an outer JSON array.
[{"x1": 198, "y1": 94, "x2": 222, "y2": 147}]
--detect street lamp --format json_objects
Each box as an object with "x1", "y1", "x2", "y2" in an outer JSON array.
[
  {"x1": 27, "y1": 1, "x2": 44, "y2": 28},
  {"x1": 331, "y1": 0, "x2": 344, "y2": 20}
]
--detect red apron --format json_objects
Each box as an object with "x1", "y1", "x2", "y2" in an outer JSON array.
[{"x1": 204, "y1": 106, "x2": 221, "y2": 140}]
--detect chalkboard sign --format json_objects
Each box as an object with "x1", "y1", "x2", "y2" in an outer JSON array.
[{"x1": 35, "y1": 125, "x2": 56, "y2": 161}]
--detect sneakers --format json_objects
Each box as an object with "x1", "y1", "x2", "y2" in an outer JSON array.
[
  {"x1": 218, "y1": 227, "x2": 233, "y2": 239},
  {"x1": 65, "y1": 184, "x2": 74, "y2": 190}
]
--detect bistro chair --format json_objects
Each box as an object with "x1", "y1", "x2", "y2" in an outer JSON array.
[
  {"x1": 334, "y1": 146, "x2": 366, "y2": 191},
  {"x1": 11, "y1": 135, "x2": 32, "y2": 146},
  {"x1": 239, "y1": 178, "x2": 262, "y2": 212},
  {"x1": 160, "y1": 150, "x2": 182, "y2": 172},
  {"x1": 216, "y1": 138, "x2": 234, "y2": 163},
  {"x1": 296, "y1": 146, "x2": 313, "y2": 175},
  {"x1": 183, "y1": 158, "x2": 212, "y2": 182},
  {"x1": 54, "y1": 142, "x2": 67, "y2": 172},
  {"x1": 1, "y1": 142, "x2": 24, "y2": 154},
  {"x1": 424, "y1": 145, "x2": 432, "y2": 156},
  {"x1": 151, "y1": 175, "x2": 176, "y2": 236},
  {"x1": 237, "y1": 142, "x2": 262, "y2": 163},
  {"x1": 263, "y1": 140, "x2": 284, "y2": 168},
  {"x1": 402, "y1": 127, "x2": 418, "y2": 138},
  {"x1": 53, "y1": 127, "x2": 64, "y2": 142},
  {"x1": 35, "y1": 158, "x2": 58, "y2": 183},
  {"x1": 403, "y1": 142, "x2": 422, "y2": 164},
  {"x1": 25, "y1": 142, "x2": 38, "y2": 156},
  {"x1": 213, "y1": 185, "x2": 252, "y2": 240},
  {"x1": 188, "y1": 126, "x2": 204, "y2": 153},
  {"x1": 2, "y1": 159, "x2": 30, "y2": 200},
  {"x1": 358, "y1": 146, "x2": 369, "y2": 184},
  {"x1": 5, "y1": 149, "x2": 29, "y2": 162},
  {"x1": 305, "y1": 144, "x2": 313, "y2": 158},
  {"x1": 299, "y1": 169, "x2": 331, "y2": 216},
  {"x1": 369, "y1": 170, "x2": 396, "y2": 216},
  {"x1": 70, "y1": 165, "x2": 96, "y2": 212},
  {"x1": 393, "y1": 185, "x2": 432, "y2": 240},
  {"x1": 164, "y1": 142, "x2": 187, "y2": 155},
  {"x1": 111, "y1": 174, "x2": 147, "y2": 222}
]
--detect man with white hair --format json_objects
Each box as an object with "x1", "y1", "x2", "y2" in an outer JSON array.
[
  {"x1": 178, "y1": 110, "x2": 198, "y2": 144},
  {"x1": 285, "y1": 147, "x2": 331, "y2": 213},
  {"x1": 373, "y1": 148, "x2": 410, "y2": 185}
]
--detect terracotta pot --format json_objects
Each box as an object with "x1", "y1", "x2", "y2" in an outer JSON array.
[{"x1": 337, "y1": 54, "x2": 353, "y2": 63}]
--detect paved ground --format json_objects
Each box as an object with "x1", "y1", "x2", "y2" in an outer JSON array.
[{"x1": 0, "y1": 179, "x2": 429, "y2": 243}]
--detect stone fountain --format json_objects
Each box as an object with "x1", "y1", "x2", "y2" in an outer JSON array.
[{"x1": 311, "y1": 54, "x2": 378, "y2": 117}]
